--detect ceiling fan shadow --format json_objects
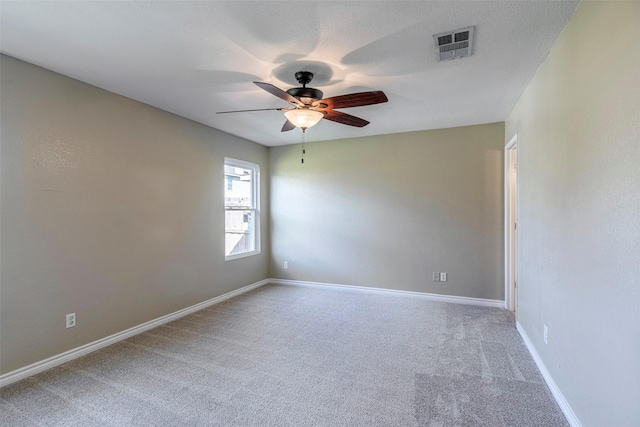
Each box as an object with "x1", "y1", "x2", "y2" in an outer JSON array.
[
  {"x1": 341, "y1": 21, "x2": 437, "y2": 77},
  {"x1": 272, "y1": 60, "x2": 344, "y2": 87},
  {"x1": 215, "y1": 2, "x2": 321, "y2": 63}
]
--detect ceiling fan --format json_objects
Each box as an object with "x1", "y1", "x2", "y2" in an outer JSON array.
[{"x1": 217, "y1": 71, "x2": 388, "y2": 132}]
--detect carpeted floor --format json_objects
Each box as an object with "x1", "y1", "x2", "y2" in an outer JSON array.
[{"x1": 1, "y1": 283, "x2": 568, "y2": 426}]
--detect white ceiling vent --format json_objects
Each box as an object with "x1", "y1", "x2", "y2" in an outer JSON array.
[{"x1": 433, "y1": 27, "x2": 475, "y2": 62}]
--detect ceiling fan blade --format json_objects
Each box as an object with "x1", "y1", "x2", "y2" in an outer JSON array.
[
  {"x1": 254, "y1": 82, "x2": 303, "y2": 106},
  {"x1": 321, "y1": 110, "x2": 370, "y2": 127},
  {"x1": 314, "y1": 91, "x2": 388, "y2": 109},
  {"x1": 216, "y1": 108, "x2": 285, "y2": 114},
  {"x1": 281, "y1": 119, "x2": 296, "y2": 132}
]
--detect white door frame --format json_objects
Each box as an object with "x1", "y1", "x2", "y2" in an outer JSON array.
[{"x1": 504, "y1": 134, "x2": 518, "y2": 313}]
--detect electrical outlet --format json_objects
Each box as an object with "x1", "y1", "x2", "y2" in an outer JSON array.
[
  {"x1": 433, "y1": 272, "x2": 440, "y2": 282},
  {"x1": 66, "y1": 313, "x2": 76, "y2": 329},
  {"x1": 440, "y1": 272, "x2": 447, "y2": 282},
  {"x1": 283, "y1": 261, "x2": 288, "y2": 269},
  {"x1": 543, "y1": 325, "x2": 548, "y2": 344}
]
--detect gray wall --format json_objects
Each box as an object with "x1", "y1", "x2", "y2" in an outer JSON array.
[
  {"x1": 0, "y1": 55, "x2": 270, "y2": 374},
  {"x1": 270, "y1": 123, "x2": 505, "y2": 300},
  {"x1": 505, "y1": 2, "x2": 640, "y2": 425}
]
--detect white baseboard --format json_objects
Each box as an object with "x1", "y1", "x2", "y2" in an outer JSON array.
[
  {"x1": 516, "y1": 322, "x2": 582, "y2": 427},
  {"x1": 0, "y1": 279, "x2": 269, "y2": 388},
  {"x1": 269, "y1": 278, "x2": 504, "y2": 308}
]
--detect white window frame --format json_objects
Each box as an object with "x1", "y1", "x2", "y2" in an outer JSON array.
[{"x1": 224, "y1": 158, "x2": 260, "y2": 260}]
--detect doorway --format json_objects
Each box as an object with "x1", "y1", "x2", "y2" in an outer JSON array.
[{"x1": 505, "y1": 135, "x2": 518, "y2": 315}]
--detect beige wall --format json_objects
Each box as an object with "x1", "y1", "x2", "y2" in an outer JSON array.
[
  {"x1": 505, "y1": 2, "x2": 640, "y2": 425},
  {"x1": 270, "y1": 123, "x2": 505, "y2": 300},
  {"x1": 0, "y1": 55, "x2": 270, "y2": 374}
]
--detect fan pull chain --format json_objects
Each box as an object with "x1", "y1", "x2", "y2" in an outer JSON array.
[{"x1": 301, "y1": 128, "x2": 306, "y2": 164}]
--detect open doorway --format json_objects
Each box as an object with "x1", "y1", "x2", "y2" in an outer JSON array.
[{"x1": 505, "y1": 135, "x2": 518, "y2": 315}]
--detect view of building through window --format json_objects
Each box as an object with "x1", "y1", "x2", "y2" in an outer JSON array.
[{"x1": 224, "y1": 158, "x2": 259, "y2": 259}]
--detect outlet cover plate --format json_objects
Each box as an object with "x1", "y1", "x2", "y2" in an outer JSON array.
[{"x1": 66, "y1": 313, "x2": 76, "y2": 328}]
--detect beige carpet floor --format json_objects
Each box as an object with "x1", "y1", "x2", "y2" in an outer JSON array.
[{"x1": 1, "y1": 283, "x2": 568, "y2": 426}]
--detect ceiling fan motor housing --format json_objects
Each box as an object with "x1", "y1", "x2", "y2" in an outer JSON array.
[{"x1": 286, "y1": 86, "x2": 323, "y2": 101}]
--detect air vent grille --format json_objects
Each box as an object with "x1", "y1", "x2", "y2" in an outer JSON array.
[{"x1": 433, "y1": 26, "x2": 474, "y2": 62}]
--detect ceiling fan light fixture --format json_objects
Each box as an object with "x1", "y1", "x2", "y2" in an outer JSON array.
[{"x1": 284, "y1": 109, "x2": 324, "y2": 130}]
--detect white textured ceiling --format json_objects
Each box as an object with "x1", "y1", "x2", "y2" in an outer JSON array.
[{"x1": 1, "y1": 1, "x2": 579, "y2": 147}]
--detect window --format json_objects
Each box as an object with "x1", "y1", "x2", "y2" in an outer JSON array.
[{"x1": 224, "y1": 158, "x2": 260, "y2": 259}]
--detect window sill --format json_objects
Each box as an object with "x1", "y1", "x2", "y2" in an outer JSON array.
[{"x1": 225, "y1": 250, "x2": 261, "y2": 261}]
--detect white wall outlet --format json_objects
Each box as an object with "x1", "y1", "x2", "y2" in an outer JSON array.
[
  {"x1": 283, "y1": 261, "x2": 288, "y2": 269},
  {"x1": 543, "y1": 325, "x2": 548, "y2": 344},
  {"x1": 440, "y1": 272, "x2": 447, "y2": 282},
  {"x1": 433, "y1": 272, "x2": 440, "y2": 282},
  {"x1": 66, "y1": 313, "x2": 76, "y2": 329}
]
